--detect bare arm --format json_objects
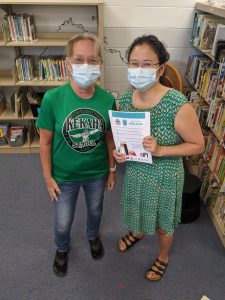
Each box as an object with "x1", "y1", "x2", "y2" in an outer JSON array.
[
  {"x1": 39, "y1": 128, "x2": 61, "y2": 201},
  {"x1": 105, "y1": 130, "x2": 116, "y2": 190},
  {"x1": 143, "y1": 103, "x2": 205, "y2": 157}
]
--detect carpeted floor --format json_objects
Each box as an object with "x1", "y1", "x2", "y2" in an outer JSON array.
[{"x1": 0, "y1": 154, "x2": 224, "y2": 300}]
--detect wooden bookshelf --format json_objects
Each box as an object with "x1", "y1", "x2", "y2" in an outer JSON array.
[
  {"x1": 5, "y1": 32, "x2": 84, "y2": 47},
  {"x1": 188, "y1": 2, "x2": 225, "y2": 248},
  {"x1": 191, "y1": 42, "x2": 218, "y2": 62},
  {"x1": 0, "y1": 70, "x2": 15, "y2": 86},
  {"x1": 0, "y1": 0, "x2": 104, "y2": 154},
  {"x1": 208, "y1": 207, "x2": 225, "y2": 248},
  {"x1": 0, "y1": 108, "x2": 37, "y2": 120},
  {"x1": 16, "y1": 79, "x2": 69, "y2": 87},
  {"x1": 185, "y1": 75, "x2": 224, "y2": 144},
  {"x1": 195, "y1": 2, "x2": 225, "y2": 19},
  {"x1": 0, "y1": 33, "x2": 5, "y2": 45},
  {"x1": 0, "y1": 139, "x2": 30, "y2": 153}
]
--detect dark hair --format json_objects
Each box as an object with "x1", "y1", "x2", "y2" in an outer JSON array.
[{"x1": 126, "y1": 35, "x2": 170, "y2": 65}]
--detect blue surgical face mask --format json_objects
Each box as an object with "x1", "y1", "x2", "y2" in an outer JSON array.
[
  {"x1": 128, "y1": 66, "x2": 161, "y2": 92},
  {"x1": 72, "y1": 64, "x2": 101, "y2": 89}
]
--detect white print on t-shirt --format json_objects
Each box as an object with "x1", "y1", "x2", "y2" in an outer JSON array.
[{"x1": 62, "y1": 108, "x2": 106, "y2": 153}]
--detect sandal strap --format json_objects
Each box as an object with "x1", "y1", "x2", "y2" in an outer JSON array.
[
  {"x1": 128, "y1": 231, "x2": 141, "y2": 242},
  {"x1": 121, "y1": 237, "x2": 132, "y2": 249},
  {"x1": 121, "y1": 232, "x2": 141, "y2": 250},
  {"x1": 153, "y1": 263, "x2": 165, "y2": 272},
  {"x1": 149, "y1": 268, "x2": 163, "y2": 277},
  {"x1": 156, "y1": 258, "x2": 168, "y2": 268}
]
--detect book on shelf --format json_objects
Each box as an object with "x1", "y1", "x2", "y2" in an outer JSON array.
[
  {"x1": 219, "y1": 178, "x2": 225, "y2": 193},
  {"x1": 197, "y1": 159, "x2": 209, "y2": 181},
  {"x1": 191, "y1": 12, "x2": 224, "y2": 50},
  {"x1": 204, "y1": 133, "x2": 219, "y2": 161},
  {"x1": 212, "y1": 24, "x2": 225, "y2": 57},
  {"x1": 206, "y1": 98, "x2": 223, "y2": 128},
  {"x1": 200, "y1": 19, "x2": 224, "y2": 50},
  {"x1": 16, "y1": 56, "x2": 34, "y2": 81},
  {"x1": 0, "y1": 123, "x2": 9, "y2": 146},
  {"x1": 216, "y1": 58, "x2": 225, "y2": 97},
  {"x1": 186, "y1": 55, "x2": 219, "y2": 103},
  {"x1": 0, "y1": 15, "x2": 10, "y2": 42},
  {"x1": 39, "y1": 57, "x2": 68, "y2": 81},
  {"x1": 7, "y1": 125, "x2": 27, "y2": 147},
  {"x1": 192, "y1": 12, "x2": 209, "y2": 47},
  {"x1": 200, "y1": 172, "x2": 219, "y2": 206},
  {"x1": 0, "y1": 88, "x2": 6, "y2": 115},
  {"x1": 213, "y1": 192, "x2": 225, "y2": 235},
  {"x1": 1, "y1": 14, "x2": 36, "y2": 42}
]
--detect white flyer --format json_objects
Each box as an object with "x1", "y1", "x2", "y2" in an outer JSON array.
[{"x1": 109, "y1": 110, "x2": 152, "y2": 164}]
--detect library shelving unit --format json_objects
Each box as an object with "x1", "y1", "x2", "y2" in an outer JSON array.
[
  {"x1": 0, "y1": 0, "x2": 104, "y2": 153},
  {"x1": 187, "y1": 2, "x2": 225, "y2": 247}
]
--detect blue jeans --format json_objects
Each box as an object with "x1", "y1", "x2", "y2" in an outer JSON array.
[{"x1": 54, "y1": 176, "x2": 107, "y2": 252}]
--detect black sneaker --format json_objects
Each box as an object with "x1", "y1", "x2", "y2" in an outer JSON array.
[
  {"x1": 53, "y1": 250, "x2": 68, "y2": 276},
  {"x1": 88, "y1": 237, "x2": 105, "y2": 260}
]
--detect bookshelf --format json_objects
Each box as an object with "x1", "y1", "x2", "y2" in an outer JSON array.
[
  {"x1": 0, "y1": 0, "x2": 104, "y2": 153},
  {"x1": 186, "y1": 2, "x2": 225, "y2": 248}
]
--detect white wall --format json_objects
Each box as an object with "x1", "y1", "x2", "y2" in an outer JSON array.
[{"x1": 103, "y1": 0, "x2": 200, "y2": 97}]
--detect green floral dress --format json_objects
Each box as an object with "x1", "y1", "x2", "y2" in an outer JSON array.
[{"x1": 119, "y1": 88, "x2": 188, "y2": 236}]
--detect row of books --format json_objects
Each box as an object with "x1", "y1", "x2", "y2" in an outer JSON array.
[
  {"x1": 15, "y1": 56, "x2": 69, "y2": 81},
  {"x1": 1, "y1": 14, "x2": 36, "y2": 42},
  {"x1": 186, "y1": 55, "x2": 218, "y2": 103},
  {"x1": 206, "y1": 97, "x2": 225, "y2": 140},
  {"x1": 204, "y1": 134, "x2": 225, "y2": 182},
  {"x1": 16, "y1": 56, "x2": 34, "y2": 81},
  {"x1": 217, "y1": 58, "x2": 225, "y2": 98},
  {"x1": 200, "y1": 172, "x2": 220, "y2": 207},
  {"x1": 186, "y1": 90, "x2": 210, "y2": 133},
  {"x1": 191, "y1": 11, "x2": 224, "y2": 51},
  {"x1": 212, "y1": 192, "x2": 225, "y2": 235},
  {"x1": 39, "y1": 57, "x2": 68, "y2": 81}
]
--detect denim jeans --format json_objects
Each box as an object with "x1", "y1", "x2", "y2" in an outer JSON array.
[{"x1": 54, "y1": 176, "x2": 107, "y2": 252}]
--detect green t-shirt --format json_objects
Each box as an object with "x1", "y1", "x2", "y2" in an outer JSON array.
[{"x1": 36, "y1": 83, "x2": 116, "y2": 182}]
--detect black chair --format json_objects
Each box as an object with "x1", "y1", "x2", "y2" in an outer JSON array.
[{"x1": 181, "y1": 159, "x2": 202, "y2": 224}]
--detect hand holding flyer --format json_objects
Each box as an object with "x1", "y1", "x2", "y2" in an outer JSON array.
[{"x1": 109, "y1": 110, "x2": 152, "y2": 164}]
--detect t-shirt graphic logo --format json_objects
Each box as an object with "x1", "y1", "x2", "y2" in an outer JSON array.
[{"x1": 62, "y1": 108, "x2": 106, "y2": 152}]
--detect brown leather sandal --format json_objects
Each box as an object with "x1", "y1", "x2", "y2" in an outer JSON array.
[
  {"x1": 118, "y1": 231, "x2": 142, "y2": 252},
  {"x1": 146, "y1": 258, "x2": 168, "y2": 281}
]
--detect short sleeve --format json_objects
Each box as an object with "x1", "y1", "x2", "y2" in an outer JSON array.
[
  {"x1": 36, "y1": 92, "x2": 55, "y2": 132},
  {"x1": 107, "y1": 97, "x2": 117, "y2": 130}
]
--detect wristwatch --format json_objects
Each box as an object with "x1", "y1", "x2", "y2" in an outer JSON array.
[{"x1": 109, "y1": 165, "x2": 116, "y2": 172}]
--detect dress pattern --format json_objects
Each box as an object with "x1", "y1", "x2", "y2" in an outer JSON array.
[{"x1": 119, "y1": 88, "x2": 189, "y2": 236}]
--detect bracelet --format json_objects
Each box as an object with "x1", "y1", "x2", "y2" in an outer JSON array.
[{"x1": 109, "y1": 165, "x2": 116, "y2": 172}]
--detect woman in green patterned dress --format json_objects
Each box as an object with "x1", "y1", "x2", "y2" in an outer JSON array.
[{"x1": 113, "y1": 35, "x2": 205, "y2": 281}]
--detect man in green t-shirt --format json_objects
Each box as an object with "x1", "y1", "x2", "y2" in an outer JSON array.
[{"x1": 36, "y1": 33, "x2": 116, "y2": 277}]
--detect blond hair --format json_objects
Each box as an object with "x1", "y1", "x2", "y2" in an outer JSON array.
[{"x1": 66, "y1": 32, "x2": 102, "y2": 60}]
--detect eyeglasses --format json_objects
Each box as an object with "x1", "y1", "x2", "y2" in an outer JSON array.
[
  {"x1": 128, "y1": 60, "x2": 159, "y2": 69},
  {"x1": 68, "y1": 55, "x2": 101, "y2": 65}
]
